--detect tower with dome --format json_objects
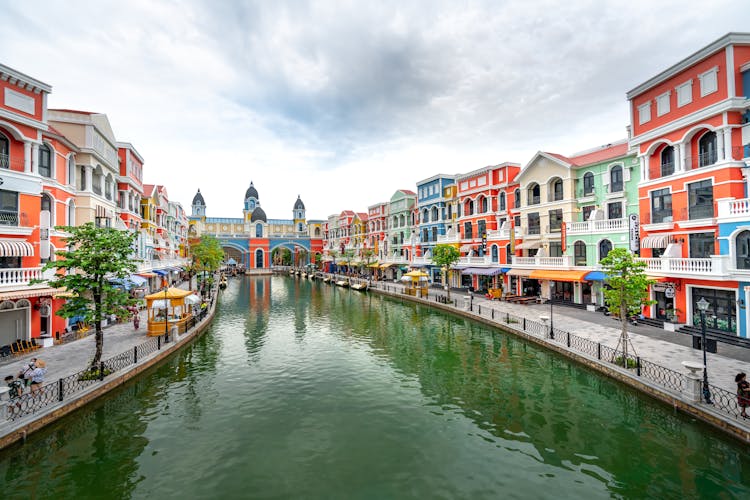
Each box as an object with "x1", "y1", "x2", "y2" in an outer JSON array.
[{"x1": 188, "y1": 182, "x2": 324, "y2": 271}]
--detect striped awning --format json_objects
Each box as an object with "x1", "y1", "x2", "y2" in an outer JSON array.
[
  {"x1": 0, "y1": 287, "x2": 57, "y2": 300},
  {"x1": 641, "y1": 234, "x2": 671, "y2": 249},
  {"x1": 0, "y1": 239, "x2": 34, "y2": 257}
]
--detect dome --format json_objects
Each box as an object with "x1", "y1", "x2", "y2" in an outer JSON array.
[
  {"x1": 245, "y1": 181, "x2": 259, "y2": 200},
  {"x1": 192, "y1": 189, "x2": 205, "y2": 206},
  {"x1": 250, "y1": 206, "x2": 267, "y2": 223},
  {"x1": 293, "y1": 195, "x2": 305, "y2": 210}
]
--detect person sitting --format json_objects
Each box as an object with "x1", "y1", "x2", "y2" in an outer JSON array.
[{"x1": 5, "y1": 375, "x2": 23, "y2": 398}]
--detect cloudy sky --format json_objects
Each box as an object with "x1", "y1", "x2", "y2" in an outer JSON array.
[{"x1": 2, "y1": 0, "x2": 749, "y2": 220}]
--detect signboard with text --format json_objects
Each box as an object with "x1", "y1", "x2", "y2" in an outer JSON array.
[{"x1": 628, "y1": 214, "x2": 640, "y2": 253}]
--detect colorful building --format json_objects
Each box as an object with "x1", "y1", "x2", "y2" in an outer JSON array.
[{"x1": 414, "y1": 173, "x2": 455, "y2": 283}]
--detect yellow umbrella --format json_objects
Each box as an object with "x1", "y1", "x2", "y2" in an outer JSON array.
[
  {"x1": 404, "y1": 270, "x2": 429, "y2": 277},
  {"x1": 145, "y1": 287, "x2": 194, "y2": 299}
]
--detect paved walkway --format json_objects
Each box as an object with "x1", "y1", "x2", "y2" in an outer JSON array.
[
  {"x1": 368, "y1": 280, "x2": 750, "y2": 394},
  {"x1": 0, "y1": 279, "x2": 201, "y2": 383}
]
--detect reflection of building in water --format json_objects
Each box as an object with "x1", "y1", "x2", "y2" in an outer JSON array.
[{"x1": 189, "y1": 182, "x2": 325, "y2": 270}]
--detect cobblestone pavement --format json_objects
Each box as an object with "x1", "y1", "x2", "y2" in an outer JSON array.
[
  {"x1": 0, "y1": 280, "x2": 200, "y2": 383},
  {"x1": 370, "y1": 281, "x2": 750, "y2": 394}
]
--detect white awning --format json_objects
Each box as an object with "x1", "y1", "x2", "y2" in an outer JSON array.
[
  {"x1": 0, "y1": 239, "x2": 34, "y2": 257},
  {"x1": 641, "y1": 234, "x2": 670, "y2": 249},
  {"x1": 459, "y1": 245, "x2": 474, "y2": 252},
  {"x1": 516, "y1": 240, "x2": 542, "y2": 250}
]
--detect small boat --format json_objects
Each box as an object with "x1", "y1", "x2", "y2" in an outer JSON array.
[
  {"x1": 323, "y1": 277, "x2": 332, "y2": 283},
  {"x1": 301, "y1": 272, "x2": 307, "y2": 279},
  {"x1": 219, "y1": 279, "x2": 228, "y2": 290},
  {"x1": 335, "y1": 280, "x2": 350, "y2": 288},
  {"x1": 351, "y1": 283, "x2": 368, "y2": 291}
]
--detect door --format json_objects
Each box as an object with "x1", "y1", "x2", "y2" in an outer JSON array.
[{"x1": 0, "y1": 309, "x2": 27, "y2": 345}]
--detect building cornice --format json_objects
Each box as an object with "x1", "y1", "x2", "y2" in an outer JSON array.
[
  {"x1": 626, "y1": 32, "x2": 750, "y2": 99},
  {"x1": 0, "y1": 108, "x2": 47, "y2": 134},
  {"x1": 0, "y1": 64, "x2": 52, "y2": 94}
]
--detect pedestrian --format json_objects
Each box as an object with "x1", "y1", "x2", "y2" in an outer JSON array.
[
  {"x1": 133, "y1": 312, "x2": 140, "y2": 330},
  {"x1": 736, "y1": 372, "x2": 750, "y2": 418},
  {"x1": 29, "y1": 359, "x2": 46, "y2": 393},
  {"x1": 5, "y1": 375, "x2": 23, "y2": 398},
  {"x1": 17, "y1": 358, "x2": 36, "y2": 387}
]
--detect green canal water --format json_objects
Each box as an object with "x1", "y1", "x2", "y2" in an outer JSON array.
[{"x1": 1, "y1": 276, "x2": 749, "y2": 499}]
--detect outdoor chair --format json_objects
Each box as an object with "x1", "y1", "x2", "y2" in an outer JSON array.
[
  {"x1": 11, "y1": 341, "x2": 26, "y2": 356},
  {"x1": 0, "y1": 345, "x2": 11, "y2": 358}
]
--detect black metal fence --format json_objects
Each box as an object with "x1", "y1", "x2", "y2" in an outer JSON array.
[
  {"x1": 3, "y1": 298, "x2": 214, "y2": 422},
  {"x1": 368, "y1": 281, "x2": 746, "y2": 425}
]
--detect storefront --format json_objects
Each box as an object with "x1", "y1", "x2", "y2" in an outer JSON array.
[
  {"x1": 506, "y1": 269, "x2": 538, "y2": 296},
  {"x1": 689, "y1": 286, "x2": 737, "y2": 334},
  {"x1": 652, "y1": 281, "x2": 677, "y2": 321},
  {"x1": 528, "y1": 270, "x2": 589, "y2": 303}
]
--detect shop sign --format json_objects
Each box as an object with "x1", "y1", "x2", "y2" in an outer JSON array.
[
  {"x1": 664, "y1": 287, "x2": 675, "y2": 299},
  {"x1": 628, "y1": 214, "x2": 640, "y2": 252}
]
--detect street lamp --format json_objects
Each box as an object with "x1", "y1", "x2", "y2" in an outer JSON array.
[
  {"x1": 549, "y1": 281, "x2": 555, "y2": 339},
  {"x1": 696, "y1": 297, "x2": 713, "y2": 404},
  {"x1": 164, "y1": 285, "x2": 169, "y2": 343}
]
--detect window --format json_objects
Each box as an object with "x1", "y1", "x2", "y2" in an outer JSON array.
[
  {"x1": 651, "y1": 188, "x2": 672, "y2": 223},
  {"x1": 422, "y1": 209, "x2": 429, "y2": 223},
  {"x1": 688, "y1": 179, "x2": 713, "y2": 219},
  {"x1": 38, "y1": 144, "x2": 52, "y2": 178},
  {"x1": 660, "y1": 146, "x2": 675, "y2": 176},
  {"x1": 574, "y1": 241, "x2": 587, "y2": 266},
  {"x1": 607, "y1": 202, "x2": 622, "y2": 220},
  {"x1": 677, "y1": 80, "x2": 693, "y2": 107},
  {"x1": 514, "y1": 189, "x2": 521, "y2": 209},
  {"x1": 498, "y1": 192, "x2": 506, "y2": 211},
  {"x1": 656, "y1": 92, "x2": 670, "y2": 116},
  {"x1": 582, "y1": 205, "x2": 595, "y2": 221},
  {"x1": 464, "y1": 222, "x2": 473, "y2": 239},
  {"x1": 465, "y1": 200, "x2": 474, "y2": 216},
  {"x1": 548, "y1": 209, "x2": 563, "y2": 232},
  {"x1": 506, "y1": 244, "x2": 513, "y2": 263},
  {"x1": 551, "y1": 178, "x2": 563, "y2": 201},
  {"x1": 638, "y1": 102, "x2": 651, "y2": 124},
  {"x1": 479, "y1": 196, "x2": 488, "y2": 213},
  {"x1": 736, "y1": 230, "x2": 750, "y2": 269},
  {"x1": 698, "y1": 132, "x2": 717, "y2": 167},
  {"x1": 491, "y1": 245, "x2": 498, "y2": 263},
  {"x1": 0, "y1": 133, "x2": 9, "y2": 169},
  {"x1": 528, "y1": 213, "x2": 540, "y2": 235},
  {"x1": 431, "y1": 227, "x2": 437, "y2": 242},
  {"x1": 67, "y1": 201, "x2": 75, "y2": 226},
  {"x1": 583, "y1": 172, "x2": 594, "y2": 195},
  {"x1": 689, "y1": 232, "x2": 714, "y2": 258},
  {"x1": 598, "y1": 239, "x2": 612, "y2": 260},
  {"x1": 0, "y1": 189, "x2": 19, "y2": 225},
  {"x1": 527, "y1": 183, "x2": 540, "y2": 205},
  {"x1": 431, "y1": 207, "x2": 438, "y2": 221},
  {"x1": 256, "y1": 224, "x2": 263, "y2": 237},
  {"x1": 422, "y1": 228, "x2": 429, "y2": 243},
  {"x1": 514, "y1": 215, "x2": 521, "y2": 228},
  {"x1": 610, "y1": 165, "x2": 623, "y2": 192},
  {"x1": 699, "y1": 68, "x2": 718, "y2": 97},
  {"x1": 691, "y1": 287, "x2": 736, "y2": 333},
  {"x1": 549, "y1": 242, "x2": 562, "y2": 257},
  {"x1": 477, "y1": 220, "x2": 486, "y2": 238}
]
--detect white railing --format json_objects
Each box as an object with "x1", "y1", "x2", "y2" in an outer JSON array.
[
  {"x1": 638, "y1": 255, "x2": 729, "y2": 276},
  {"x1": 486, "y1": 229, "x2": 510, "y2": 240},
  {"x1": 0, "y1": 267, "x2": 45, "y2": 289},
  {"x1": 565, "y1": 218, "x2": 627, "y2": 235},
  {"x1": 436, "y1": 233, "x2": 459, "y2": 244},
  {"x1": 511, "y1": 256, "x2": 573, "y2": 267},
  {"x1": 458, "y1": 256, "x2": 490, "y2": 265},
  {"x1": 137, "y1": 258, "x2": 189, "y2": 272},
  {"x1": 411, "y1": 257, "x2": 432, "y2": 266},
  {"x1": 717, "y1": 198, "x2": 750, "y2": 219}
]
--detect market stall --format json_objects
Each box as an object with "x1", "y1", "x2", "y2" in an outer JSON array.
[{"x1": 144, "y1": 287, "x2": 195, "y2": 336}]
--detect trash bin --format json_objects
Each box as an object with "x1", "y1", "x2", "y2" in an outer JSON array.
[{"x1": 692, "y1": 335, "x2": 717, "y2": 353}]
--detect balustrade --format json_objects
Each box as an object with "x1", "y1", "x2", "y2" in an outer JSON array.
[{"x1": 0, "y1": 267, "x2": 44, "y2": 288}]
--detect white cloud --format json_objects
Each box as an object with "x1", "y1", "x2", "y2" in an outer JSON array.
[{"x1": 0, "y1": 0, "x2": 748, "y2": 219}]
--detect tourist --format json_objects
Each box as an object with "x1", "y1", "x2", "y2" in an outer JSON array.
[
  {"x1": 17, "y1": 358, "x2": 36, "y2": 387},
  {"x1": 736, "y1": 372, "x2": 750, "y2": 418},
  {"x1": 29, "y1": 360, "x2": 47, "y2": 393},
  {"x1": 5, "y1": 375, "x2": 23, "y2": 398},
  {"x1": 133, "y1": 311, "x2": 140, "y2": 330}
]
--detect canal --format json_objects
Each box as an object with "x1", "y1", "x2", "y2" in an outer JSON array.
[{"x1": 1, "y1": 276, "x2": 749, "y2": 498}]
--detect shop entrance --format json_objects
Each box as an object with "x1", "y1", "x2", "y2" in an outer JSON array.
[
  {"x1": 691, "y1": 287, "x2": 736, "y2": 333},
  {"x1": 521, "y1": 279, "x2": 540, "y2": 297},
  {"x1": 653, "y1": 283, "x2": 676, "y2": 320},
  {"x1": 582, "y1": 282, "x2": 592, "y2": 304},
  {"x1": 552, "y1": 281, "x2": 574, "y2": 302}
]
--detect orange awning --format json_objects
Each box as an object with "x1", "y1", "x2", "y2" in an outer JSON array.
[{"x1": 529, "y1": 270, "x2": 589, "y2": 282}]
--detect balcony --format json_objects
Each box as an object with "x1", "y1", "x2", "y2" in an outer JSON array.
[
  {"x1": 637, "y1": 255, "x2": 729, "y2": 278},
  {"x1": 459, "y1": 256, "x2": 490, "y2": 266},
  {"x1": 717, "y1": 198, "x2": 750, "y2": 220},
  {"x1": 0, "y1": 267, "x2": 54, "y2": 290},
  {"x1": 436, "y1": 232, "x2": 460, "y2": 244},
  {"x1": 0, "y1": 153, "x2": 25, "y2": 170},
  {"x1": 527, "y1": 225, "x2": 541, "y2": 235},
  {"x1": 136, "y1": 257, "x2": 189, "y2": 272},
  {"x1": 566, "y1": 218, "x2": 627, "y2": 235},
  {"x1": 683, "y1": 151, "x2": 718, "y2": 171},
  {"x1": 511, "y1": 255, "x2": 574, "y2": 268}
]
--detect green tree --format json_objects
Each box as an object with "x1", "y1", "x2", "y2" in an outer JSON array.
[
  {"x1": 600, "y1": 248, "x2": 655, "y2": 365},
  {"x1": 343, "y1": 248, "x2": 356, "y2": 273},
  {"x1": 191, "y1": 235, "x2": 224, "y2": 289},
  {"x1": 39, "y1": 223, "x2": 138, "y2": 369},
  {"x1": 361, "y1": 248, "x2": 376, "y2": 276},
  {"x1": 431, "y1": 244, "x2": 460, "y2": 299}
]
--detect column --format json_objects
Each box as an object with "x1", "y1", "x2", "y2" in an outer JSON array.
[
  {"x1": 673, "y1": 142, "x2": 682, "y2": 172},
  {"x1": 639, "y1": 155, "x2": 648, "y2": 181},
  {"x1": 23, "y1": 142, "x2": 31, "y2": 173},
  {"x1": 717, "y1": 128, "x2": 726, "y2": 162},
  {"x1": 31, "y1": 143, "x2": 39, "y2": 175},
  {"x1": 678, "y1": 143, "x2": 687, "y2": 172},
  {"x1": 724, "y1": 128, "x2": 734, "y2": 161},
  {"x1": 85, "y1": 165, "x2": 93, "y2": 193}
]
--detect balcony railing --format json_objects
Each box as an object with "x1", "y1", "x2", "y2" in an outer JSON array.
[
  {"x1": 512, "y1": 256, "x2": 573, "y2": 268},
  {"x1": 566, "y1": 218, "x2": 627, "y2": 235},
  {"x1": 458, "y1": 256, "x2": 490, "y2": 265},
  {"x1": 436, "y1": 233, "x2": 460, "y2": 244},
  {"x1": 0, "y1": 210, "x2": 19, "y2": 226},
  {"x1": 547, "y1": 224, "x2": 562, "y2": 233},
  {"x1": 0, "y1": 267, "x2": 46, "y2": 289},
  {"x1": 684, "y1": 151, "x2": 718, "y2": 170},
  {"x1": 527, "y1": 225, "x2": 541, "y2": 235},
  {"x1": 638, "y1": 255, "x2": 729, "y2": 276},
  {"x1": 718, "y1": 198, "x2": 750, "y2": 218},
  {"x1": 0, "y1": 153, "x2": 24, "y2": 170}
]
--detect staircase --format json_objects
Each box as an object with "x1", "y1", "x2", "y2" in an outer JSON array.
[
  {"x1": 677, "y1": 324, "x2": 750, "y2": 349},
  {"x1": 637, "y1": 317, "x2": 666, "y2": 329}
]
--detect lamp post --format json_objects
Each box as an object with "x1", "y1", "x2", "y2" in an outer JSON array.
[
  {"x1": 549, "y1": 281, "x2": 555, "y2": 339},
  {"x1": 164, "y1": 285, "x2": 169, "y2": 342},
  {"x1": 696, "y1": 297, "x2": 713, "y2": 404}
]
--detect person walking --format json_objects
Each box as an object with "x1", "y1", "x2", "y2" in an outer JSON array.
[
  {"x1": 736, "y1": 372, "x2": 750, "y2": 419},
  {"x1": 17, "y1": 358, "x2": 36, "y2": 387},
  {"x1": 29, "y1": 359, "x2": 46, "y2": 393}
]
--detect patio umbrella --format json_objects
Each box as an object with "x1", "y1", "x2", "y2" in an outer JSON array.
[
  {"x1": 184, "y1": 294, "x2": 201, "y2": 305},
  {"x1": 404, "y1": 270, "x2": 429, "y2": 278}
]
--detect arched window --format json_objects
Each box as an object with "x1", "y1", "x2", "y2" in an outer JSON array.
[
  {"x1": 315, "y1": 227, "x2": 321, "y2": 237},
  {"x1": 38, "y1": 144, "x2": 52, "y2": 178},
  {"x1": 447, "y1": 204, "x2": 453, "y2": 219},
  {"x1": 610, "y1": 165, "x2": 623, "y2": 192},
  {"x1": 41, "y1": 193, "x2": 54, "y2": 224},
  {"x1": 527, "y1": 183, "x2": 540, "y2": 205},
  {"x1": 78, "y1": 165, "x2": 87, "y2": 191},
  {"x1": 491, "y1": 245, "x2": 499, "y2": 263},
  {"x1": 399, "y1": 214, "x2": 406, "y2": 227},
  {"x1": 67, "y1": 156, "x2": 75, "y2": 185},
  {"x1": 550, "y1": 178, "x2": 563, "y2": 201},
  {"x1": 67, "y1": 200, "x2": 76, "y2": 226},
  {"x1": 479, "y1": 196, "x2": 488, "y2": 213},
  {"x1": 255, "y1": 224, "x2": 263, "y2": 238},
  {"x1": 598, "y1": 239, "x2": 612, "y2": 260},
  {"x1": 105, "y1": 174, "x2": 114, "y2": 200},
  {"x1": 660, "y1": 146, "x2": 675, "y2": 176},
  {"x1": 422, "y1": 209, "x2": 429, "y2": 223},
  {"x1": 574, "y1": 241, "x2": 587, "y2": 266},
  {"x1": 298, "y1": 223, "x2": 303, "y2": 231},
  {"x1": 0, "y1": 133, "x2": 9, "y2": 168},
  {"x1": 736, "y1": 230, "x2": 750, "y2": 269},
  {"x1": 392, "y1": 216, "x2": 398, "y2": 228},
  {"x1": 506, "y1": 244, "x2": 513, "y2": 263},
  {"x1": 514, "y1": 189, "x2": 521, "y2": 208},
  {"x1": 583, "y1": 172, "x2": 594, "y2": 195},
  {"x1": 498, "y1": 192, "x2": 506, "y2": 211},
  {"x1": 699, "y1": 131, "x2": 718, "y2": 167},
  {"x1": 465, "y1": 199, "x2": 474, "y2": 215},
  {"x1": 255, "y1": 249, "x2": 264, "y2": 268},
  {"x1": 431, "y1": 206, "x2": 439, "y2": 221}
]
